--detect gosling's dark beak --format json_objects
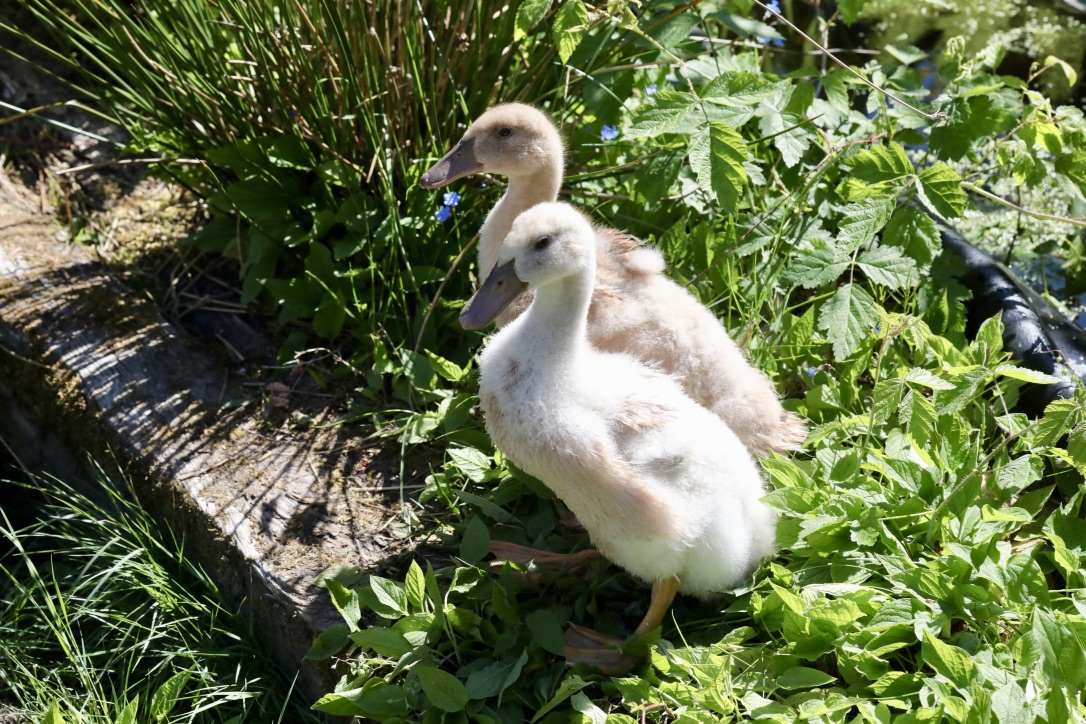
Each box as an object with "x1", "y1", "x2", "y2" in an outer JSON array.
[
  {"x1": 420, "y1": 136, "x2": 483, "y2": 188},
  {"x1": 460, "y1": 259, "x2": 528, "y2": 330}
]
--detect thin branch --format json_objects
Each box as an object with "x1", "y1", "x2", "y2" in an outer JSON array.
[
  {"x1": 963, "y1": 182, "x2": 1086, "y2": 229},
  {"x1": 748, "y1": 0, "x2": 947, "y2": 123}
]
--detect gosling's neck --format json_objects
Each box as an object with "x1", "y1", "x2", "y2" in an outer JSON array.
[
  {"x1": 519, "y1": 267, "x2": 593, "y2": 369},
  {"x1": 478, "y1": 160, "x2": 563, "y2": 282}
]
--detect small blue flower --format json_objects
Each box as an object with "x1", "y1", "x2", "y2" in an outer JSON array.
[
  {"x1": 807, "y1": 366, "x2": 817, "y2": 378},
  {"x1": 756, "y1": 35, "x2": 785, "y2": 46},
  {"x1": 646, "y1": 84, "x2": 658, "y2": 95},
  {"x1": 875, "y1": 324, "x2": 882, "y2": 334},
  {"x1": 442, "y1": 191, "x2": 461, "y2": 207},
  {"x1": 766, "y1": 0, "x2": 781, "y2": 14},
  {"x1": 434, "y1": 206, "x2": 452, "y2": 222},
  {"x1": 600, "y1": 124, "x2": 619, "y2": 141}
]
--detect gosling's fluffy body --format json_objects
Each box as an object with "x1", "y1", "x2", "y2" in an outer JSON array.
[
  {"x1": 475, "y1": 203, "x2": 777, "y2": 596},
  {"x1": 428, "y1": 103, "x2": 806, "y2": 457}
]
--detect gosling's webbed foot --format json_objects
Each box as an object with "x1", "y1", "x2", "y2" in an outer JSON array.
[
  {"x1": 488, "y1": 541, "x2": 602, "y2": 587},
  {"x1": 563, "y1": 624, "x2": 646, "y2": 676}
]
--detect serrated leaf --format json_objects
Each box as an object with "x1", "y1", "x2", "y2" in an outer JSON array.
[
  {"x1": 1035, "y1": 399, "x2": 1083, "y2": 445},
  {"x1": 783, "y1": 238, "x2": 849, "y2": 288},
  {"x1": 917, "y1": 164, "x2": 966, "y2": 218},
  {"x1": 850, "y1": 144, "x2": 914, "y2": 184},
  {"x1": 883, "y1": 206, "x2": 941, "y2": 268},
  {"x1": 1055, "y1": 152, "x2": 1086, "y2": 198},
  {"x1": 904, "y1": 368, "x2": 955, "y2": 390},
  {"x1": 818, "y1": 283, "x2": 879, "y2": 360},
  {"x1": 933, "y1": 366, "x2": 989, "y2": 414},
  {"x1": 702, "y1": 71, "x2": 788, "y2": 121},
  {"x1": 758, "y1": 111, "x2": 809, "y2": 167},
  {"x1": 900, "y1": 389, "x2": 936, "y2": 446},
  {"x1": 515, "y1": 0, "x2": 553, "y2": 40},
  {"x1": 349, "y1": 627, "x2": 414, "y2": 658},
  {"x1": 857, "y1": 245, "x2": 917, "y2": 289},
  {"x1": 708, "y1": 121, "x2": 749, "y2": 209},
  {"x1": 993, "y1": 364, "x2": 1061, "y2": 384},
  {"x1": 151, "y1": 670, "x2": 191, "y2": 723},
  {"x1": 416, "y1": 667, "x2": 469, "y2": 712},
  {"x1": 448, "y1": 446, "x2": 492, "y2": 483},
  {"x1": 837, "y1": 197, "x2": 894, "y2": 252},
  {"x1": 630, "y1": 91, "x2": 697, "y2": 137},
  {"x1": 553, "y1": 0, "x2": 589, "y2": 64}
]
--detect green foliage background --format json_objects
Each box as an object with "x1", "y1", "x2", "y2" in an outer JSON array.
[{"x1": 5, "y1": 0, "x2": 1086, "y2": 721}]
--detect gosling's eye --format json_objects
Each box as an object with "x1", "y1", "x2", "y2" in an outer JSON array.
[
  {"x1": 498, "y1": 127, "x2": 513, "y2": 138},
  {"x1": 534, "y1": 236, "x2": 552, "y2": 251}
]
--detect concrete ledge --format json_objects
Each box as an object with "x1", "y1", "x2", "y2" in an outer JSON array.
[{"x1": 0, "y1": 199, "x2": 409, "y2": 700}]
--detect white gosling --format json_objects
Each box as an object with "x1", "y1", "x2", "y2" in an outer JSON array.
[
  {"x1": 422, "y1": 103, "x2": 806, "y2": 458},
  {"x1": 461, "y1": 202, "x2": 777, "y2": 672}
]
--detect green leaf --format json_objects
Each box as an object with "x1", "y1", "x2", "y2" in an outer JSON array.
[
  {"x1": 114, "y1": 697, "x2": 139, "y2": 724},
  {"x1": 882, "y1": 206, "x2": 941, "y2": 268},
  {"x1": 818, "y1": 283, "x2": 879, "y2": 360},
  {"x1": 405, "y1": 560, "x2": 426, "y2": 608},
  {"x1": 515, "y1": 0, "x2": 553, "y2": 40},
  {"x1": 1055, "y1": 152, "x2": 1086, "y2": 198},
  {"x1": 349, "y1": 627, "x2": 414, "y2": 658},
  {"x1": 427, "y1": 351, "x2": 467, "y2": 382},
  {"x1": 857, "y1": 245, "x2": 917, "y2": 289},
  {"x1": 630, "y1": 91, "x2": 697, "y2": 137},
  {"x1": 553, "y1": 0, "x2": 589, "y2": 63},
  {"x1": 526, "y1": 608, "x2": 567, "y2": 655},
  {"x1": 150, "y1": 670, "x2": 191, "y2": 723},
  {"x1": 448, "y1": 446, "x2": 493, "y2": 483},
  {"x1": 849, "y1": 144, "x2": 914, "y2": 184},
  {"x1": 837, "y1": 197, "x2": 894, "y2": 252},
  {"x1": 530, "y1": 674, "x2": 590, "y2": 723},
  {"x1": 43, "y1": 701, "x2": 66, "y2": 724},
  {"x1": 369, "y1": 576, "x2": 409, "y2": 618},
  {"x1": 838, "y1": 0, "x2": 870, "y2": 24},
  {"x1": 459, "y1": 515, "x2": 491, "y2": 565},
  {"x1": 571, "y1": 692, "x2": 608, "y2": 724},
  {"x1": 326, "y1": 579, "x2": 362, "y2": 630},
  {"x1": 922, "y1": 631, "x2": 976, "y2": 689},
  {"x1": 783, "y1": 238, "x2": 848, "y2": 289},
  {"x1": 993, "y1": 364, "x2": 1061, "y2": 384},
  {"x1": 778, "y1": 666, "x2": 837, "y2": 689},
  {"x1": 708, "y1": 121, "x2": 749, "y2": 209},
  {"x1": 758, "y1": 111, "x2": 809, "y2": 168},
  {"x1": 916, "y1": 164, "x2": 966, "y2": 218},
  {"x1": 305, "y1": 623, "x2": 351, "y2": 660},
  {"x1": 416, "y1": 666, "x2": 469, "y2": 712}
]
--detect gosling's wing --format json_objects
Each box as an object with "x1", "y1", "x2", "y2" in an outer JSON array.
[{"x1": 555, "y1": 431, "x2": 682, "y2": 542}]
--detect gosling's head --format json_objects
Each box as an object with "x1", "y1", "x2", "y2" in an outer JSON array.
[
  {"x1": 420, "y1": 103, "x2": 564, "y2": 188},
  {"x1": 460, "y1": 202, "x2": 594, "y2": 330}
]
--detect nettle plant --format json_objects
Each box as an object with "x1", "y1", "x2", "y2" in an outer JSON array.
[{"x1": 309, "y1": 2, "x2": 1086, "y2": 722}]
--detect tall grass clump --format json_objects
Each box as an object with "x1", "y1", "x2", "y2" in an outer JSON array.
[
  {"x1": 0, "y1": 470, "x2": 321, "y2": 724},
  {"x1": 1, "y1": 0, "x2": 649, "y2": 369}
]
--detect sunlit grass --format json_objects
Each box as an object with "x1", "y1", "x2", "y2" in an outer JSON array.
[{"x1": 0, "y1": 470, "x2": 319, "y2": 723}]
